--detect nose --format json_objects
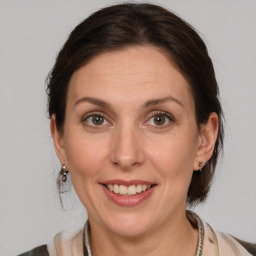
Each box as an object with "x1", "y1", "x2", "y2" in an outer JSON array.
[{"x1": 110, "y1": 124, "x2": 145, "y2": 170}]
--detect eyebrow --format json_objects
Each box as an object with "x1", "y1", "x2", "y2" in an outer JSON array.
[
  {"x1": 74, "y1": 96, "x2": 184, "y2": 109},
  {"x1": 74, "y1": 97, "x2": 111, "y2": 108},
  {"x1": 143, "y1": 96, "x2": 184, "y2": 109}
]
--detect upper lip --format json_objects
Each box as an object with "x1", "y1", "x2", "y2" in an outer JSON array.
[{"x1": 101, "y1": 179, "x2": 156, "y2": 186}]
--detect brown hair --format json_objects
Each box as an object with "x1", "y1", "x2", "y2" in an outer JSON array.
[{"x1": 47, "y1": 3, "x2": 224, "y2": 205}]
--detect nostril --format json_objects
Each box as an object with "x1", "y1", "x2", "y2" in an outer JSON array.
[
  {"x1": 111, "y1": 154, "x2": 143, "y2": 169},
  {"x1": 110, "y1": 132, "x2": 145, "y2": 168}
]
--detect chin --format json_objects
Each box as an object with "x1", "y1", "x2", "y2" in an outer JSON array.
[{"x1": 101, "y1": 211, "x2": 157, "y2": 238}]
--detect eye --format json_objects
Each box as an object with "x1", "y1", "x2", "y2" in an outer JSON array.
[
  {"x1": 146, "y1": 111, "x2": 173, "y2": 127},
  {"x1": 152, "y1": 115, "x2": 166, "y2": 125},
  {"x1": 82, "y1": 112, "x2": 110, "y2": 128}
]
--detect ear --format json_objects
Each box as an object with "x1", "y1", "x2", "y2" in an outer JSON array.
[
  {"x1": 193, "y1": 112, "x2": 219, "y2": 170},
  {"x1": 50, "y1": 114, "x2": 67, "y2": 166}
]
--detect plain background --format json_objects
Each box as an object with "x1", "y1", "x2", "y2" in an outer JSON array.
[{"x1": 0, "y1": 1, "x2": 255, "y2": 255}]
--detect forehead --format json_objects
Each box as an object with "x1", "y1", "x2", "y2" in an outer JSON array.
[{"x1": 68, "y1": 46, "x2": 194, "y2": 109}]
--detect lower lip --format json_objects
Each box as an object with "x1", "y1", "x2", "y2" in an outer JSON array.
[{"x1": 101, "y1": 185, "x2": 156, "y2": 207}]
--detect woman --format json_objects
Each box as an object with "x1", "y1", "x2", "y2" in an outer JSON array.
[{"x1": 19, "y1": 3, "x2": 255, "y2": 256}]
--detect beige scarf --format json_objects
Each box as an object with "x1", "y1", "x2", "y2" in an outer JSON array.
[{"x1": 46, "y1": 213, "x2": 254, "y2": 256}]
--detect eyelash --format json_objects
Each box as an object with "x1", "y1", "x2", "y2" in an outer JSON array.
[
  {"x1": 82, "y1": 111, "x2": 109, "y2": 129},
  {"x1": 146, "y1": 111, "x2": 174, "y2": 129},
  {"x1": 81, "y1": 111, "x2": 174, "y2": 129}
]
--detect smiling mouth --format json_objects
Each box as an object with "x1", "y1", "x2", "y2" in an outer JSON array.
[{"x1": 103, "y1": 184, "x2": 155, "y2": 196}]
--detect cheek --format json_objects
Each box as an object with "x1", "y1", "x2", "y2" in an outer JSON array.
[
  {"x1": 147, "y1": 131, "x2": 198, "y2": 181},
  {"x1": 64, "y1": 131, "x2": 109, "y2": 178},
  {"x1": 63, "y1": 132, "x2": 111, "y2": 213}
]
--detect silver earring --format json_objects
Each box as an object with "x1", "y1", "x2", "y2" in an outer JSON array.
[{"x1": 60, "y1": 163, "x2": 69, "y2": 182}]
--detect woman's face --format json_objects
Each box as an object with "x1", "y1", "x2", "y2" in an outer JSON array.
[{"x1": 52, "y1": 46, "x2": 212, "y2": 237}]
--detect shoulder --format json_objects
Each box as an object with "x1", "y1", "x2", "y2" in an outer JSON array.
[
  {"x1": 17, "y1": 245, "x2": 49, "y2": 256},
  {"x1": 203, "y1": 220, "x2": 256, "y2": 256},
  {"x1": 217, "y1": 231, "x2": 256, "y2": 256},
  {"x1": 232, "y1": 236, "x2": 256, "y2": 256},
  {"x1": 17, "y1": 227, "x2": 87, "y2": 256},
  {"x1": 49, "y1": 228, "x2": 88, "y2": 256}
]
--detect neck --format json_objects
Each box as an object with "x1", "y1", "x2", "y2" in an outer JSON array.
[{"x1": 88, "y1": 210, "x2": 198, "y2": 256}]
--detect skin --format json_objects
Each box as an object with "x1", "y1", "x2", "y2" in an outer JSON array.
[{"x1": 51, "y1": 46, "x2": 219, "y2": 256}]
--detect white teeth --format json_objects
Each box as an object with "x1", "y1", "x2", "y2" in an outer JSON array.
[
  {"x1": 127, "y1": 185, "x2": 136, "y2": 195},
  {"x1": 113, "y1": 184, "x2": 119, "y2": 194},
  {"x1": 142, "y1": 185, "x2": 147, "y2": 191},
  {"x1": 119, "y1": 185, "x2": 127, "y2": 195},
  {"x1": 136, "y1": 184, "x2": 142, "y2": 193},
  {"x1": 106, "y1": 184, "x2": 152, "y2": 195}
]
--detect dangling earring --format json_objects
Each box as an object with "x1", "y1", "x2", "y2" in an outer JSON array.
[{"x1": 60, "y1": 163, "x2": 69, "y2": 182}]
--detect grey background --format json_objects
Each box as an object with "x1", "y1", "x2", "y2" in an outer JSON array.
[{"x1": 0, "y1": 1, "x2": 255, "y2": 255}]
